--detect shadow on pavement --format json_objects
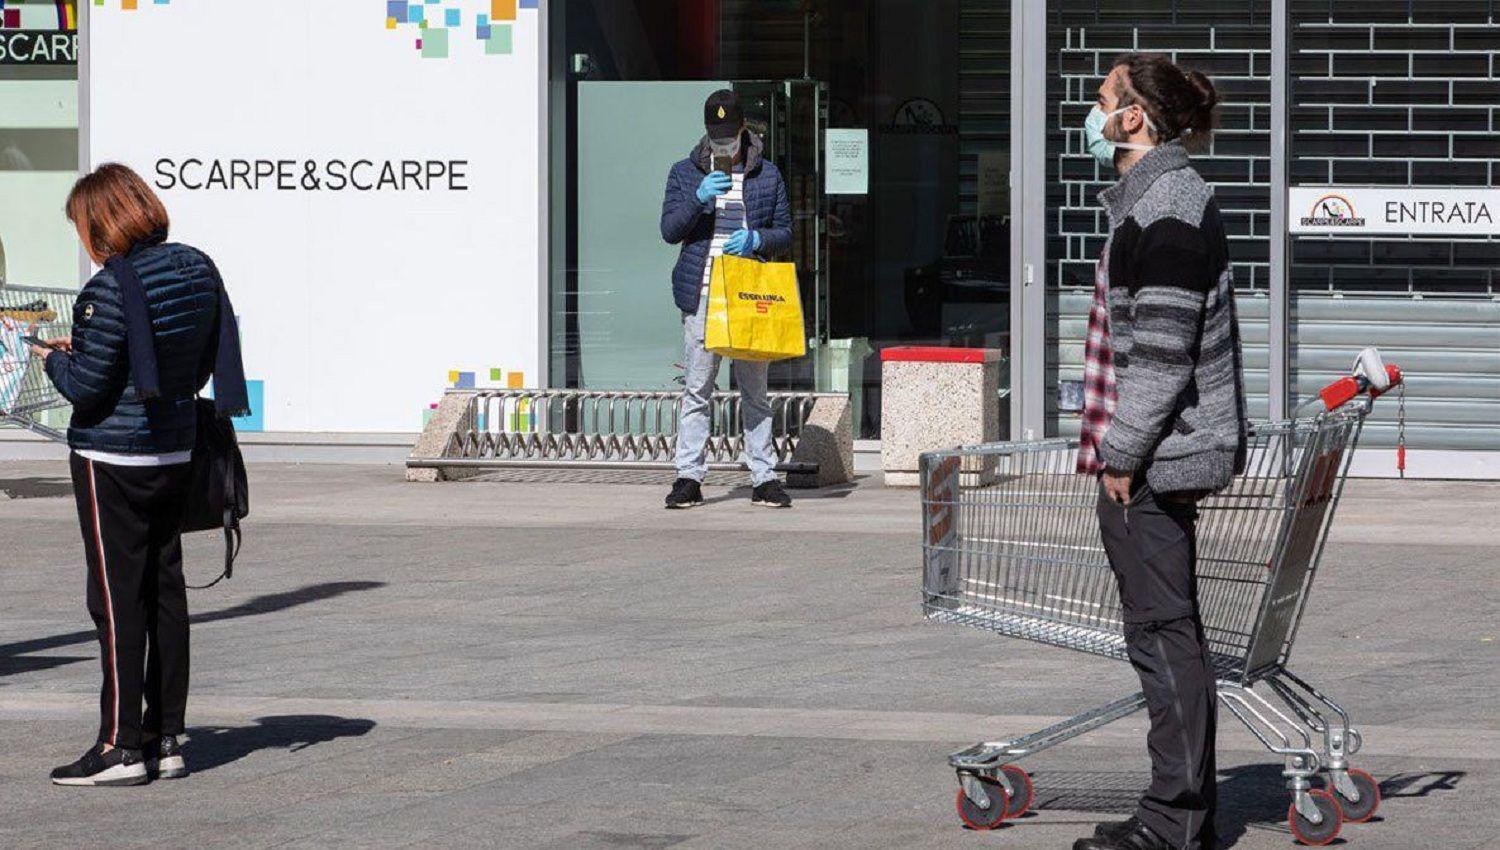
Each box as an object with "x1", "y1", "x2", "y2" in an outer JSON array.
[
  {"x1": 1214, "y1": 762, "x2": 1303, "y2": 847},
  {"x1": 0, "y1": 476, "x2": 74, "y2": 500},
  {"x1": 0, "y1": 581, "x2": 386, "y2": 678},
  {"x1": 185, "y1": 714, "x2": 376, "y2": 773},
  {"x1": 1033, "y1": 768, "x2": 1145, "y2": 816},
  {"x1": 1033, "y1": 766, "x2": 1282, "y2": 846},
  {"x1": 1030, "y1": 763, "x2": 1466, "y2": 848},
  {"x1": 1379, "y1": 769, "x2": 1466, "y2": 799},
  {"x1": 463, "y1": 468, "x2": 870, "y2": 497}
]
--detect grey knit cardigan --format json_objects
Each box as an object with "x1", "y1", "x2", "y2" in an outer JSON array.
[{"x1": 1096, "y1": 143, "x2": 1249, "y2": 494}]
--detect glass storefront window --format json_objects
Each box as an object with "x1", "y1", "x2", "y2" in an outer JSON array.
[
  {"x1": 1045, "y1": 1, "x2": 1272, "y2": 438},
  {"x1": 0, "y1": 0, "x2": 78, "y2": 287},
  {"x1": 544, "y1": 0, "x2": 1500, "y2": 456},
  {"x1": 549, "y1": 0, "x2": 1010, "y2": 439}
]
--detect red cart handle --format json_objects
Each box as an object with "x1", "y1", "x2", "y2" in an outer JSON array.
[{"x1": 1317, "y1": 364, "x2": 1404, "y2": 412}]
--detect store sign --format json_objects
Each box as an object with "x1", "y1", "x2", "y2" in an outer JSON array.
[
  {"x1": 0, "y1": 30, "x2": 77, "y2": 65},
  {"x1": 1289, "y1": 186, "x2": 1500, "y2": 236},
  {"x1": 86, "y1": 0, "x2": 545, "y2": 433}
]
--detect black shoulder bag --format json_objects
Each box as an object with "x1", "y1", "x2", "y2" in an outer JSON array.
[
  {"x1": 181, "y1": 398, "x2": 249, "y2": 588},
  {"x1": 109, "y1": 248, "x2": 251, "y2": 589}
]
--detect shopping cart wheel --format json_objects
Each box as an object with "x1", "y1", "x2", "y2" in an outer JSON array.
[
  {"x1": 1288, "y1": 788, "x2": 1343, "y2": 846},
  {"x1": 1329, "y1": 768, "x2": 1381, "y2": 823},
  {"x1": 999, "y1": 764, "x2": 1034, "y2": 818},
  {"x1": 955, "y1": 774, "x2": 1009, "y2": 830}
]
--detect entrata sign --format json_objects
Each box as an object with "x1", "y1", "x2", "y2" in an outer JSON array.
[
  {"x1": 85, "y1": 0, "x2": 545, "y2": 433},
  {"x1": 1290, "y1": 186, "x2": 1500, "y2": 236}
]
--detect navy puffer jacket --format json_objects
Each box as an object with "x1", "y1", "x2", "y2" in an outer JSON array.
[
  {"x1": 660, "y1": 130, "x2": 793, "y2": 314},
  {"x1": 45, "y1": 238, "x2": 220, "y2": 454}
]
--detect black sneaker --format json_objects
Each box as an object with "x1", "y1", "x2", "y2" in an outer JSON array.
[
  {"x1": 1093, "y1": 816, "x2": 1142, "y2": 840},
  {"x1": 751, "y1": 480, "x2": 793, "y2": 508},
  {"x1": 1073, "y1": 817, "x2": 1172, "y2": 850},
  {"x1": 665, "y1": 478, "x2": 704, "y2": 509},
  {"x1": 146, "y1": 735, "x2": 188, "y2": 779},
  {"x1": 50, "y1": 743, "x2": 147, "y2": 787}
]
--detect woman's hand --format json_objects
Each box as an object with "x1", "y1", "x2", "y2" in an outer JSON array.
[{"x1": 28, "y1": 336, "x2": 71, "y2": 360}]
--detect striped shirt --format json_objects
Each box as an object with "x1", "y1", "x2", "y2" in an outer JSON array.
[{"x1": 700, "y1": 169, "x2": 746, "y2": 289}]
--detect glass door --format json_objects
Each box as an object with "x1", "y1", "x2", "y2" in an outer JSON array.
[{"x1": 549, "y1": 0, "x2": 1014, "y2": 440}]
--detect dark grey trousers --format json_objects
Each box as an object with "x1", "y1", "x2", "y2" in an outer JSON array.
[{"x1": 1098, "y1": 482, "x2": 1218, "y2": 850}]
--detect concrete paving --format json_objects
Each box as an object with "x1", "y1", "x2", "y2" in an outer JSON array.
[{"x1": 0, "y1": 461, "x2": 1496, "y2": 849}]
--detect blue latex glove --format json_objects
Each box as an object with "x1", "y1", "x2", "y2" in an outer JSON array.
[
  {"x1": 695, "y1": 171, "x2": 733, "y2": 204},
  {"x1": 723, "y1": 229, "x2": 761, "y2": 257}
]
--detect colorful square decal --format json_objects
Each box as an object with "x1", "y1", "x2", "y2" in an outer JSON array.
[
  {"x1": 490, "y1": 0, "x2": 516, "y2": 21},
  {"x1": 453, "y1": 370, "x2": 476, "y2": 389},
  {"x1": 486, "y1": 24, "x2": 512, "y2": 55},
  {"x1": 233, "y1": 380, "x2": 265, "y2": 433},
  {"x1": 445, "y1": 7, "x2": 460, "y2": 26},
  {"x1": 506, "y1": 370, "x2": 525, "y2": 389},
  {"x1": 420, "y1": 26, "x2": 448, "y2": 57}
]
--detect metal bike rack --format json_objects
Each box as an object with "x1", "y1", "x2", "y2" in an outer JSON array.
[{"x1": 407, "y1": 388, "x2": 854, "y2": 485}]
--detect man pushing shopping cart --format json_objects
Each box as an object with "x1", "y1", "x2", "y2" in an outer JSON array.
[{"x1": 922, "y1": 53, "x2": 1402, "y2": 849}]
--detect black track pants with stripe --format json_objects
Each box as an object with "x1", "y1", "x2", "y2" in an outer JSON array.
[
  {"x1": 70, "y1": 453, "x2": 193, "y2": 751},
  {"x1": 1098, "y1": 481, "x2": 1218, "y2": 850}
]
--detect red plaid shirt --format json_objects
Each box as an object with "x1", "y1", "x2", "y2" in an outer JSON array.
[{"x1": 1076, "y1": 246, "x2": 1117, "y2": 476}]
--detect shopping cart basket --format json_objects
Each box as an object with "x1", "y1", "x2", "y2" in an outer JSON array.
[
  {"x1": 921, "y1": 351, "x2": 1404, "y2": 846},
  {"x1": 0, "y1": 284, "x2": 77, "y2": 442}
]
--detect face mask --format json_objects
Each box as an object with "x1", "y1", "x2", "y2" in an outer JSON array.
[
  {"x1": 1084, "y1": 104, "x2": 1159, "y2": 168},
  {"x1": 709, "y1": 134, "x2": 741, "y2": 159}
]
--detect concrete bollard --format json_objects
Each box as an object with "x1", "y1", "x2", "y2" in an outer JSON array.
[
  {"x1": 879, "y1": 347, "x2": 1003, "y2": 486},
  {"x1": 406, "y1": 390, "x2": 480, "y2": 482},
  {"x1": 788, "y1": 394, "x2": 855, "y2": 488}
]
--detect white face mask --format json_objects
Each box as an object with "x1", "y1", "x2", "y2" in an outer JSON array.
[
  {"x1": 1083, "y1": 104, "x2": 1159, "y2": 167},
  {"x1": 709, "y1": 134, "x2": 741, "y2": 159}
]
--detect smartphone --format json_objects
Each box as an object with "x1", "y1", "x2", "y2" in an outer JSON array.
[
  {"x1": 20, "y1": 334, "x2": 60, "y2": 351},
  {"x1": 712, "y1": 153, "x2": 734, "y2": 175}
]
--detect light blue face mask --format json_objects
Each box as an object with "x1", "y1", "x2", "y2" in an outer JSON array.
[{"x1": 1084, "y1": 104, "x2": 1158, "y2": 168}]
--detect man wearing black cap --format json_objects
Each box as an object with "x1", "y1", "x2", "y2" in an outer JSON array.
[{"x1": 660, "y1": 89, "x2": 794, "y2": 510}]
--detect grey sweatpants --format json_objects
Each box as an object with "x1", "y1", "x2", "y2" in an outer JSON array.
[
  {"x1": 1097, "y1": 481, "x2": 1218, "y2": 850},
  {"x1": 674, "y1": 288, "x2": 776, "y2": 486}
]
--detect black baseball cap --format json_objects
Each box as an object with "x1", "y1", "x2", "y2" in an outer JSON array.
[{"x1": 704, "y1": 89, "x2": 744, "y2": 141}]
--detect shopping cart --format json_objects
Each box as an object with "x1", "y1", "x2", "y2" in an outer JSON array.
[
  {"x1": 0, "y1": 284, "x2": 77, "y2": 441},
  {"x1": 920, "y1": 350, "x2": 1404, "y2": 846}
]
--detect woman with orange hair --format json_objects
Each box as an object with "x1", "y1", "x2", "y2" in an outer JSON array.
[{"x1": 34, "y1": 162, "x2": 247, "y2": 787}]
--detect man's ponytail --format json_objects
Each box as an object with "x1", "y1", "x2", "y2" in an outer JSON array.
[{"x1": 1180, "y1": 69, "x2": 1220, "y2": 151}]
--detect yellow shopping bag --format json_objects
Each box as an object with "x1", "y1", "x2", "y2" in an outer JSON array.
[{"x1": 704, "y1": 253, "x2": 806, "y2": 361}]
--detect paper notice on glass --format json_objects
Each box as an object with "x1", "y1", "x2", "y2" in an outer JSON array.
[
  {"x1": 826, "y1": 128, "x2": 868, "y2": 195},
  {"x1": 977, "y1": 151, "x2": 1008, "y2": 219}
]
